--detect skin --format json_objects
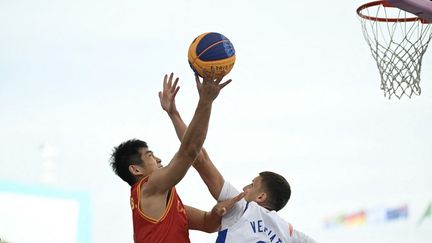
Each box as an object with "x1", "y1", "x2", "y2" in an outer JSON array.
[
  {"x1": 242, "y1": 176, "x2": 268, "y2": 205},
  {"x1": 160, "y1": 72, "x2": 271, "y2": 209},
  {"x1": 129, "y1": 69, "x2": 238, "y2": 233}
]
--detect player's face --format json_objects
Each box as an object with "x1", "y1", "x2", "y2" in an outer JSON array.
[
  {"x1": 139, "y1": 148, "x2": 162, "y2": 172},
  {"x1": 242, "y1": 176, "x2": 266, "y2": 202}
]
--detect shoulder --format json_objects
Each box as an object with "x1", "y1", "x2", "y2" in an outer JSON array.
[
  {"x1": 291, "y1": 229, "x2": 318, "y2": 243},
  {"x1": 135, "y1": 176, "x2": 150, "y2": 192}
]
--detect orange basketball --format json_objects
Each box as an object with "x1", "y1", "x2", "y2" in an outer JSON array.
[{"x1": 188, "y1": 32, "x2": 236, "y2": 78}]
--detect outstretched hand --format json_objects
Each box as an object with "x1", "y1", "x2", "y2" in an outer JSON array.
[
  {"x1": 159, "y1": 72, "x2": 180, "y2": 114},
  {"x1": 195, "y1": 67, "x2": 232, "y2": 103},
  {"x1": 212, "y1": 192, "x2": 245, "y2": 217}
]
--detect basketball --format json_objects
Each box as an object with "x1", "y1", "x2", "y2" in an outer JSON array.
[{"x1": 188, "y1": 32, "x2": 236, "y2": 78}]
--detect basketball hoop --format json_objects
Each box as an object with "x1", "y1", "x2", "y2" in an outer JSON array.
[{"x1": 357, "y1": 0, "x2": 432, "y2": 99}]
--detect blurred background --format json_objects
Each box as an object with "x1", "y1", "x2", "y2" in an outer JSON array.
[{"x1": 1, "y1": 0, "x2": 431, "y2": 242}]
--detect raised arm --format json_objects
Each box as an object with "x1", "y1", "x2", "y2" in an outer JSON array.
[
  {"x1": 147, "y1": 70, "x2": 230, "y2": 193},
  {"x1": 159, "y1": 72, "x2": 226, "y2": 200}
]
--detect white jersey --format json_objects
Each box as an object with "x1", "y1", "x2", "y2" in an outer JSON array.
[{"x1": 216, "y1": 181, "x2": 317, "y2": 243}]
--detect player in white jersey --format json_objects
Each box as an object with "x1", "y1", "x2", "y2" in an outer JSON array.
[
  {"x1": 216, "y1": 180, "x2": 316, "y2": 243},
  {"x1": 159, "y1": 74, "x2": 317, "y2": 243}
]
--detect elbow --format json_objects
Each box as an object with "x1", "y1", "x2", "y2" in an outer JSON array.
[
  {"x1": 203, "y1": 212, "x2": 221, "y2": 233},
  {"x1": 201, "y1": 223, "x2": 219, "y2": 233},
  {"x1": 205, "y1": 226, "x2": 220, "y2": 233}
]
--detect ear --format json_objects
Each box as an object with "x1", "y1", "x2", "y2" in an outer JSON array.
[
  {"x1": 129, "y1": 164, "x2": 144, "y2": 176},
  {"x1": 256, "y1": 192, "x2": 267, "y2": 204}
]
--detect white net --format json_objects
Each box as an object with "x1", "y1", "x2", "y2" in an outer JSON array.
[{"x1": 358, "y1": 2, "x2": 432, "y2": 99}]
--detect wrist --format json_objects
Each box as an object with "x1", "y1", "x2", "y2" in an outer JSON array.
[
  {"x1": 198, "y1": 99, "x2": 213, "y2": 107},
  {"x1": 167, "y1": 109, "x2": 179, "y2": 117}
]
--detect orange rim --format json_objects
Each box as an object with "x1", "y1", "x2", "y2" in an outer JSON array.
[{"x1": 356, "y1": 0, "x2": 426, "y2": 23}]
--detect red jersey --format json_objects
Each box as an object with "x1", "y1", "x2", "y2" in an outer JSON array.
[{"x1": 130, "y1": 177, "x2": 190, "y2": 243}]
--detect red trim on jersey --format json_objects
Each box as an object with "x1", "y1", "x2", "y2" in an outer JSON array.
[
  {"x1": 288, "y1": 223, "x2": 293, "y2": 237},
  {"x1": 135, "y1": 176, "x2": 175, "y2": 223}
]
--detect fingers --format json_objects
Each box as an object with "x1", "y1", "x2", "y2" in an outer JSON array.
[
  {"x1": 212, "y1": 193, "x2": 244, "y2": 217},
  {"x1": 163, "y1": 73, "x2": 180, "y2": 93},
  {"x1": 173, "y1": 86, "x2": 180, "y2": 98},
  {"x1": 215, "y1": 70, "x2": 226, "y2": 84},
  {"x1": 201, "y1": 68, "x2": 207, "y2": 83},
  {"x1": 231, "y1": 192, "x2": 245, "y2": 203},
  {"x1": 220, "y1": 207, "x2": 227, "y2": 216},
  {"x1": 218, "y1": 193, "x2": 243, "y2": 216},
  {"x1": 210, "y1": 66, "x2": 216, "y2": 81},
  {"x1": 171, "y1": 77, "x2": 179, "y2": 93},
  {"x1": 163, "y1": 74, "x2": 168, "y2": 90},
  {"x1": 214, "y1": 206, "x2": 227, "y2": 217},
  {"x1": 195, "y1": 73, "x2": 201, "y2": 87},
  {"x1": 203, "y1": 66, "x2": 216, "y2": 82},
  {"x1": 219, "y1": 79, "x2": 232, "y2": 90},
  {"x1": 202, "y1": 68, "x2": 231, "y2": 88},
  {"x1": 168, "y1": 72, "x2": 174, "y2": 87}
]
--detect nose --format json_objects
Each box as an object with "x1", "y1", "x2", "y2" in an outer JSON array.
[{"x1": 243, "y1": 185, "x2": 250, "y2": 192}]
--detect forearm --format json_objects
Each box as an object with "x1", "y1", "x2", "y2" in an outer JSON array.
[
  {"x1": 168, "y1": 109, "x2": 188, "y2": 142},
  {"x1": 150, "y1": 72, "x2": 229, "y2": 192},
  {"x1": 154, "y1": 101, "x2": 213, "y2": 190},
  {"x1": 202, "y1": 210, "x2": 221, "y2": 233},
  {"x1": 178, "y1": 100, "x2": 212, "y2": 157},
  {"x1": 193, "y1": 150, "x2": 224, "y2": 199},
  {"x1": 168, "y1": 108, "x2": 224, "y2": 199},
  {"x1": 186, "y1": 205, "x2": 221, "y2": 233}
]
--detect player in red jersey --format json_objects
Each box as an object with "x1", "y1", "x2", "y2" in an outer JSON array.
[{"x1": 111, "y1": 70, "x2": 237, "y2": 242}]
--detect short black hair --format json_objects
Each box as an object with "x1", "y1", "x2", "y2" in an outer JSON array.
[
  {"x1": 110, "y1": 139, "x2": 148, "y2": 186},
  {"x1": 259, "y1": 171, "x2": 291, "y2": 211}
]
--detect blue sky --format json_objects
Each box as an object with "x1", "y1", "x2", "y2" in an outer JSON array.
[{"x1": 1, "y1": 0, "x2": 432, "y2": 242}]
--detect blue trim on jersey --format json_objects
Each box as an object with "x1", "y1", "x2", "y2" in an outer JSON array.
[
  {"x1": 244, "y1": 202, "x2": 250, "y2": 213},
  {"x1": 216, "y1": 229, "x2": 228, "y2": 243}
]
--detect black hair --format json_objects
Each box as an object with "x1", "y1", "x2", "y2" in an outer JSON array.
[
  {"x1": 110, "y1": 139, "x2": 148, "y2": 186},
  {"x1": 259, "y1": 171, "x2": 291, "y2": 211}
]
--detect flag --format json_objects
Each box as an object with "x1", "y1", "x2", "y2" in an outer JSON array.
[
  {"x1": 344, "y1": 211, "x2": 366, "y2": 227},
  {"x1": 385, "y1": 205, "x2": 408, "y2": 221},
  {"x1": 417, "y1": 202, "x2": 432, "y2": 225}
]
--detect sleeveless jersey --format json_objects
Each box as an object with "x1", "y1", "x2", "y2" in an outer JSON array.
[
  {"x1": 130, "y1": 177, "x2": 190, "y2": 243},
  {"x1": 216, "y1": 181, "x2": 317, "y2": 243}
]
